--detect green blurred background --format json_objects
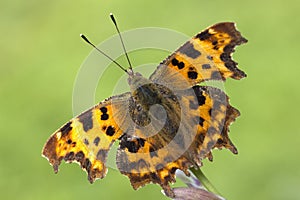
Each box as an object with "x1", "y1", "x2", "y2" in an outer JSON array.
[{"x1": 1, "y1": 0, "x2": 300, "y2": 199}]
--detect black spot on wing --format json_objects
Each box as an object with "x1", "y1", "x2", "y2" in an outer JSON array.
[
  {"x1": 64, "y1": 152, "x2": 75, "y2": 161},
  {"x1": 101, "y1": 114, "x2": 109, "y2": 120},
  {"x1": 171, "y1": 58, "x2": 185, "y2": 69},
  {"x1": 84, "y1": 138, "x2": 89, "y2": 145},
  {"x1": 83, "y1": 158, "x2": 92, "y2": 172},
  {"x1": 119, "y1": 135, "x2": 145, "y2": 153},
  {"x1": 198, "y1": 132, "x2": 205, "y2": 144},
  {"x1": 171, "y1": 58, "x2": 178, "y2": 66},
  {"x1": 100, "y1": 107, "x2": 107, "y2": 113},
  {"x1": 188, "y1": 71, "x2": 198, "y2": 79},
  {"x1": 217, "y1": 138, "x2": 223, "y2": 145},
  {"x1": 60, "y1": 121, "x2": 72, "y2": 136},
  {"x1": 220, "y1": 52, "x2": 231, "y2": 62},
  {"x1": 93, "y1": 137, "x2": 100, "y2": 146},
  {"x1": 177, "y1": 62, "x2": 185, "y2": 69},
  {"x1": 150, "y1": 172, "x2": 159, "y2": 180},
  {"x1": 198, "y1": 117, "x2": 204, "y2": 127},
  {"x1": 213, "y1": 46, "x2": 219, "y2": 50},
  {"x1": 192, "y1": 86, "x2": 206, "y2": 106},
  {"x1": 207, "y1": 55, "x2": 213, "y2": 60},
  {"x1": 75, "y1": 151, "x2": 84, "y2": 161},
  {"x1": 196, "y1": 30, "x2": 213, "y2": 41},
  {"x1": 208, "y1": 108, "x2": 212, "y2": 116},
  {"x1": 100, "y1": 106, "x2": 109, "y2": 120},
  {"x1": 106, "y1": 126, "x2": 116, "y2": 136}
]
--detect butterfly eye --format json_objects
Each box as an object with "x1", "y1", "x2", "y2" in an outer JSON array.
[
  {"x1": 135, "y1": 72, "x2": 142, "y2": 76},
  {"x1": 170, "y1": 94, "x2": 178, "y2": 102},
  {"x1": 136, "y1": 104, "x2": 142, "y2": 111}
]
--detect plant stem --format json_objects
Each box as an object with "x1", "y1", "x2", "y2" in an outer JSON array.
[{"x1": 190, "y1": 168, "x2": 222, "y2": 196}]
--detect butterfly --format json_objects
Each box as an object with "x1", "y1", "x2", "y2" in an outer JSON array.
[{"x1": 42, "y1": 17, "x2": 247, "y2": 198}]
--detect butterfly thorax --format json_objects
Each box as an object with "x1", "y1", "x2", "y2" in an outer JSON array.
[{"x1": 125, "y1": 72, "x2": 181, "y2": 146}]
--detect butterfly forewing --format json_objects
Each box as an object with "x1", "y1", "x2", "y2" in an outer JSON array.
[
  {"x1": 150, "y1": 22, "x2": 247, "y2": 87},
  {"x1": 42, "y1": 93, "x2": 131, "y2": 182}
]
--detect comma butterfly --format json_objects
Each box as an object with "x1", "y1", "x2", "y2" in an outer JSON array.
[{"x1": 42, "y1": 15, "x2": 247, "y2": 198}]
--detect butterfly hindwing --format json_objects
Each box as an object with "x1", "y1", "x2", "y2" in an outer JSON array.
[
  {"x1": 117, "y1": 135, "x2": 191, "y2": 198},
  {"x1": 115, "y1": 85, "x2": 240, "y2": 197},
  {"x1": 185, "y1": 86, "x2": 239, "y2": 164},
  {"x1": 42, "y1": 93, "x2": 130, "y2": 182}
]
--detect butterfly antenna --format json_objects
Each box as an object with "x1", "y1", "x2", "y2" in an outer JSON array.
[
  {"x1": 110, "y1": 13, "x2": 133, "y2": 71},
  {"x1": 80, "y1": 34, "x2": 128, "y2": 73}
]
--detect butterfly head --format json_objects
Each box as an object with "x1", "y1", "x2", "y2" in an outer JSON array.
[{"x1": 127, "y1": 70, "x2": 150, "y2": 89}]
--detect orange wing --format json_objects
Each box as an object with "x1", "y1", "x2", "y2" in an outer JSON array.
[
  {"x1": 150, "y1": 22, "x2": 247, "y2": 87},
  {"x1": 42, "y1": 93, "x2": 130, "y2": 182},
  {"x1": 116, "y1": 86, "x2": 240, "y2": 197},
  {"x1": 117, "y1": 135, "x2": 191, "y2": 197},
  {"x1": 185, "y1": 86, "x2": 239, "y2": 163}
]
